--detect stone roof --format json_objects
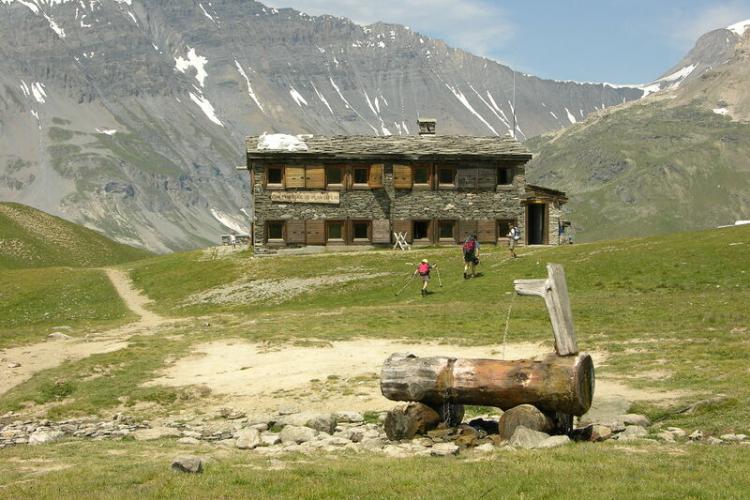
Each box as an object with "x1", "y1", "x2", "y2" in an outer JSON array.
[{"x1": 246, "y1": 135, "x2": 532, "y2": 161}]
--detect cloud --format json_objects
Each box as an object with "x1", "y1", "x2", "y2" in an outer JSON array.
[
  {"x1": 263, "y1": 0, "x2": 516, "y2": 57},
  {"x1": 669, "y1": 2, "x2": 750, "y2": 46}
]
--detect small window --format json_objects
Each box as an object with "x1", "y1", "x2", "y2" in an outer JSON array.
[
  {"x1": 497, "y1": 167, "x2": 513, "y2": 185},
  {"x1": 267, "y1": 221, "x2": 284, "y2": 241},
  {"x1": 352, "y1": 167, "x2": 369, "y2": 185},
  {"x1": 352, "y1": 221, "x2": 370, "y2": 241},
  {"x1": 497, "y1": 219, "x2": 514, "y2": 238},
  {"x1": 327, "y1": 220, "x2": 345, "y2": 241},
  {"x1": 267, "y1": 166, "x2": 283, "y2": 185},
  {"x1": 326, "y1": 166, "x2": 343, "y2": 186},
  {"x1": 413, "y1": 220, "x2": 430, "y2": 240},
  {"x1": 438, "y1": 168, "x2": 456, "y2": 186},
  {"x1": 413, "y1": 166, "x2": 431, "y2": 185},
  {"x1": 438, "y1": 220, "x2": 455, "y2": 240}
]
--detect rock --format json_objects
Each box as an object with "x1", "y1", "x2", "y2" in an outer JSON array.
[
  {"x1": 260, "y1": 433, "x2": 282, "y2": 446},
  {"x1": 277, "y1": 413, "x2": 337, "y2": 434},
  {"x1": 616, "y1": 426, "x2": 648, "y2": 440},
  {"x1": 430, "y1": 442, "x2": 460, "y2": 457},
  {"x1": 384, "y1": 403, "x2": 441, "y2": 441},
  {"x1": 499, "y1": 405, "x2": 553, "y2": 440},
  {"x1": 177, "y1": 437, "x2": 201, "y2": 445},
  {"x1": 720, "y1": 434, "x2": 747, "y2": 442},
  {"x1": 236, "y1": 428, "x2": 261, "y2": 450},
  {"x1": 47, "y1": 332, "x2": 72, "y2": 341},
  {"x1": 536, "y1": 435, "x2": 571, "y2": 449},
  {"x1": 689, "y1": 430, "x2": 704, "y2": 441},
  {"x1": 7, "y1": 362, "x2": 21, "y2": 369},
  {"x1": 474, "y1": 443, "x2": 495, "y2": 453},
  {"x1": 706, "y1": 437, "x2": 723, "y2": 445},
  {"x1": 591, "y1": 425, "x2": 613, "y2": 442},
  {"x1": 28, "y1": 430, "x2": 64, "y2": 445},
  {"x1": 657, "y1": 431, "x2": 675, "y2": 442},
  {"x1": 360, "y1": 437, "x2": 385, "y2": 451},
  {"x1": 667, "y1": 427, "x2": 687, "y2": 439},
  {"x1": 426, "y1": 426, "x2": 454, "y2": 441},
  {"x1": 278, "y1": 405, "x2": 300, "y2": 416},
  {"x1": 335, "y1": 411, "x2": 364, "y2": 423},
  {"x1": 455, "y1": 426, "x2": 480, "y2": 448},
  {"x1": 508, "y1": 426, "x2": 550, "y2": 449},
  {"x1": 219, "y1": 408, "x2": 246, "y2": 420},
  {"x1": 280, "y1": 425, "x2": 318, "y2": 444},
  {"x1": 171, "y1": 456, "x2": 203, "y2": 473},
  {"x1": 217, "y1": 438, "x2": 237, "y2": 448},
  {"x1": 382, "y1": 445, "x2": 409, "y2": 458},
  {"x1": 133, "y1": 427, "x2": 181, "y2": 441},
  {"x1": 617, "y1": 414, "x2": 651, "y2": 428}
]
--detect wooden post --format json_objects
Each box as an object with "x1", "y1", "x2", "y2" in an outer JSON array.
[
  {"x1": 514, "y1": 263, "x2": 578, "y2": 356},
  {"x1": 381, "y1": 352, "x2": 594, "y2": 416}
]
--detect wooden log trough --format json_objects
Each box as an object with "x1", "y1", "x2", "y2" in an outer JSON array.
[{"x1": 380, "y1": 264, "x2": 595, "y2": 438}]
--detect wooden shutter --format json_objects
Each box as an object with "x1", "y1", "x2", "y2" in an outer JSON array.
[
  {"x1": 392, "y1": 219, "x2": 412, "y2": 243},
  {"x1": 286, "y1": 220, "x2": 306, "y2": 244},
  {"x1": 477, "y1": 167, "x2": 497, "y2": 190},
  {"x1": 458, "y1": 220, "x2": 478, "y2": 241},
  {"x1": 305, "y1": 220, "x2": 325, "y2": 245},
  {"x1": 368, "y1": 164, "x2": 384, "y2": 188},
  {"x1": 477, "y1": 219, "x2": 496, "y2": 243},
  {"x1": 393, "y1": 164, "x2": 413, "y2": 189},
  {"x1": 372, "y1": 220, "x2": 391, "y2": 243},
  {"x1": 285, "y1": 166, "x2": 305, "y2": 189},
  {"x1": 305, "y1": 166, "x2": 325, "y2": 189},
  {"x1": 455, "y1": 168, "x2": 477, "y2": 190}
]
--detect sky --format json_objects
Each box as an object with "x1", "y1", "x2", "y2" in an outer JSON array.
[{"x1": 264, "y1": 0, "x2": 750, "y2": 84}]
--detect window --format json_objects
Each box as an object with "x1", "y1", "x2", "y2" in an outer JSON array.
[
  {"x1": 267, "y1": 221, "x2": 284, "y2": 241},
  {"x1": 327, "y1": 220, "x2": 345, "y2": 241},
  {"x1": 326, "y1": 166, "x2": 344, "y2": 186},
  {"x1": 438, "y1": 220, "x2": 455, "y2": 241},
  {"x1": 352, "y1": 166, "x2": 369, "y2": 185},
  {"x1": 438, "y1": 167, "x2": 456, "y2": 187},
  {"x1": 497, "y1": 167, "x2": 513, "y2": 185},
  {"x1": 413, "y1": 166, "x2": 431, "y2": 185},
  {"x1": 267, "y1": 166, "x2": 283, "y2": 186},
  {"x1": 497, "y1": 219, "x2": 514, "y2": 239},
  {"x1": 352, "y1": 220, "x2": 370, "y2": 241},
  {"x1": 413, "y1": 220, "x2": 430, "y2": 240}
]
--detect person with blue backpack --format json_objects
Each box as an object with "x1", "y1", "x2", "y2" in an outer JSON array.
[{"x1": 462, "y1": 234, "x2": 480, "y2": 279}]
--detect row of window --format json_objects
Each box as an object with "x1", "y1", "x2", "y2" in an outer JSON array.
[
  {"x1": 262, "y1": 164, "x2": 515, "y2": 190},
  {"x1": 265, "y1": 219, "x2": 518, "y2": 244}
]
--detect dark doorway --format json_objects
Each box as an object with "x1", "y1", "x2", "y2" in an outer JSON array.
[{"x1": 527, "y1": 204, "x2": 546, "y2": 245}]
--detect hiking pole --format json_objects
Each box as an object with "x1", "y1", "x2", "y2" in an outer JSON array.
[
  {"x1": 395, "y1": 273, "x2": 416, "y2": 297},
  {"x1": 435, "y1": 264, "x2": 443, "y2": 287}
]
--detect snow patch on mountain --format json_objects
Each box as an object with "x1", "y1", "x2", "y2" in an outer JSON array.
[
  {"x1": 31, "y1": 82, "x2": 47, "y2": 103},
  {"x1": 727, "y1": 19, "x2": 750, "y2": 36},
  {"x1": 189, "y1": 91, "x2": 223, "y2": 126},
  {"x1": 445, "y1": 84, "x2": 498, "y2": 136},
  {"x1": 659, "y1": 64, "x2": 696, "y2": 83},
  {"x1": 175, "y1": 48, "x2": 209, "y2": 88},
  {"x1": 312, "y1": 83, "x2": 333, "y2": 114},
  {"x1": 289, "y1": 87, "x2": 308, "y2": 106},
  {"x1": 565, "y1": 107, "x2": 577, "y2": 124},
  {"x1": 210, "y1": 208, "x2": 249, "y2": 235},
  {"x1": 234, "y1": 60, "x2": 264, "y2": 112}
]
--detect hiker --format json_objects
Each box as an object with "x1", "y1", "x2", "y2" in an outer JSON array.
[
  {"x1": 414, "y1": 259, "x2": 434, "y2": 296},
  {"x1": 507, "y1": 224, "x2": 520, "y2": 258},
  {"x1": 462, "y1": 234, "x2": 480, "y2": 279},
  {"x1": 229, "y1": 231, "x2": 237, "y2": 248}
]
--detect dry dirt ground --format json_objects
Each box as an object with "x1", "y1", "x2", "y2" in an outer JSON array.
[{"x1": 1, "y1": 269, "x2": 691, "y2": 422}]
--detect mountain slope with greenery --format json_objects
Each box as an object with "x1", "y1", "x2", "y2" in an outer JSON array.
[
  {"x1": 0, "y1": 202, "x2": 151, "y2": 269},
  {"x1": 526, "y1": 101, "x2": 750, "y2": 241}
]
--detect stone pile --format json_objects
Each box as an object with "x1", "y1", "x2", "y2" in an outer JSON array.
[{"x1": 0, "y1": 413, "x2": 147, "y2": 448}]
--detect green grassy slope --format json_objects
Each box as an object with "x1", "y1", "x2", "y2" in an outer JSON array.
[
  {"x1": 526, "y1": 102, "x2": 750, "y2": 242},
  {"x1": 0, "y1": 202, "x2": 151, "y2": 269}
]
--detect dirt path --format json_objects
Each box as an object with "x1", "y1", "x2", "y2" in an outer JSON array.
[
  {"x1": 0, "y1": 268, "x2": 169, "y2": 396},
  {"x1": 146, "y1": 339, "x2": 691, "y2": 416}
]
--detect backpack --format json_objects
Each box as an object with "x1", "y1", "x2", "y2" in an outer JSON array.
[
  {"x1": 462, "y1": 239, "x2": 476, "y2": 254},
  {"x1": 418, "y1": 263, "x2": 430, "y2": 275},
  {"x1": 511, "y1": 228, "x2": 520, "y2": 241}
]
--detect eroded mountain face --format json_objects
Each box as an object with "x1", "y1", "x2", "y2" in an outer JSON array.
[{"x1": 0, "y1": 0, "x2": 643, "y2": 252}]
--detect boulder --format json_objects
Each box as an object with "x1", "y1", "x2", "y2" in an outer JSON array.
[
  {"x1": 28, "y1": 430, "x2": 64, "y2": 445},
  {"x1": 706, "y1": 437, "x2": 723, "y2": 445},
  {"x1": 236, "y1": 428, "x2": 261, "y2": 450},
  {"x1": 360, "y1": 437, "x2": 385, "y2": 451},
  {"x1": 335, "y1": 411, "x2": 364, "y2": 423},
  {"x1": 536, "y1": 435, "x2": 571, "y2": 449},
  {"x1": 280, "y1": 425, "x2": 318, "y2": 444},
  {"x1": 591, "y1": 425, "x2": 613, "y2": 442},
  {"x1": 277, "y1": 405, "x2": 300, "y2": 416},
  {"x1": 508, "y1": 426, "x2": 550, "y2": 449},
  {"x1": 133, "y1": 427, "x2": 181, "y2": 441},
  {"x1": 720, "y1": 434, "x2": 747, "y2": 442},
  {"x1": 171, "y1": 456, "x2": 203, "y2": 473},
  {"x1": 384, "y1": 403, "x2": 441, "y2": 441},
  {"x1": 430, "y1": 442, "x2": 459, "y2": 457},
  {"x1": 499, "y1": 405, "x2": 553, "y2": 440},
  {"x1": 277, "y1": 413, "x2": 337, "y2": 434},
  {"x1": 260, "y1": 433, "x2": 282, "y2": 446},
  {"x1": 7, "y1": 362, "x2": 21, "y2": 369},
  {"x1": 616, "y1": 426, "x2": 648, "y2": 440}
]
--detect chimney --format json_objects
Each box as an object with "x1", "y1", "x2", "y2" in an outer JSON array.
[{"x1": 417, "y1": 118, "x2": 436, "y2": 136}]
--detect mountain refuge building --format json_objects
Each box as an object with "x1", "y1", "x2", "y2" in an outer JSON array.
[{"x1": 242, "y1": 120, "x2": 568, "y2": 250}]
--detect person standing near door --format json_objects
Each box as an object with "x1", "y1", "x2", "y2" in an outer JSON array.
[{"x1": 507, "y1": 225, "x2": 520, "y2": 258}]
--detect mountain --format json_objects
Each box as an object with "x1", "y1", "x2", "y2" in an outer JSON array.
[
  {"x1": 0, "y1": 202, "x2": 151, "y2": 268},
  {"x1": 0, "y1": 0, "x2": 644, "y2": 252},
  {"x1": 526, "y1": 20, "x2": 750, "y2": 241}
]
